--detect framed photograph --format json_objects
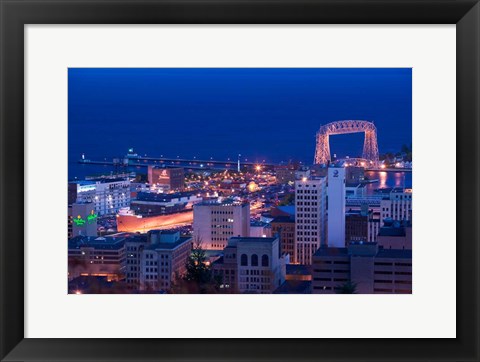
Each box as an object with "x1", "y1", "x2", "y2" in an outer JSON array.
[{"x1": 1, "y1": 0, "x2": 478, "y2": 361}]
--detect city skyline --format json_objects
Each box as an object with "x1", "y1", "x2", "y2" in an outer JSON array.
[
  {"x1": 68, "y1": 68, "x2": 412, "y2": 295},
  {"x1": 69, "y1": 68, "x2": 412, "y2": 179}
]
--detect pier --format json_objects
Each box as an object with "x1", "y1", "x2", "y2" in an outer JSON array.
[{"x1": 78, "y1": 154, "x2": 412, "y2": 173}]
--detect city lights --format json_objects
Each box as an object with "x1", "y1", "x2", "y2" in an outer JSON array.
[{"x1": 68, "y1": 68, "x2": 412, "y2": 295}]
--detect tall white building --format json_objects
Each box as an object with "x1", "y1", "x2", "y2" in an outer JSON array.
[
  {"x1": 295, "y1": 177, "x2": 327, "y2": 265},
  {"x1": 193, "y1": 201, "x2": 250, "y2": 250},
  {"x1": 380, "y1": 188, "x2": 413, "y2": 225},
  {"x1": 327, "y1": 167, "x2": 346, "y2": 248},
  {"x1": 71, "y1": 178, "x2": 131, "y2": 215}
]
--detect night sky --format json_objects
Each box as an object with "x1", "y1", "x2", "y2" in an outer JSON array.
[{"x1": 69, "y1": 68, "x2": 411, "y2": 168}]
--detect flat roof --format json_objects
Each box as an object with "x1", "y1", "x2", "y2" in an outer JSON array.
[
  {"x1": 68, "y1": 235, "x2": 126, "y2": 250},
  {"x1": 313, "y1": 245, "x2": 412, "y2": 260},
  {"x1": 137, "y1": 191, "x2": 196, "y2": 202},
  {"x1": 145, "y1": 236, "x2": 192, "y2": 251},
  {"x1": 276, "y1": 205, "x2": 295, "y2": 215},
  {"x1": 377, "y1": 248, "x2": 412, "y2": 259},
  {"x1": 378, "y1": 227, "x2": 406, "y2": 237},
  {"x1": 286, "y1": 264, "x2": 311, "y2": 276},
  {"x1": 313, "y1": 247, "x2": 349, "y2": 258},
  {"x1": 250, "y1": 221, "x2": 271, "y2": 227},
  {"x1": 229, "y1": 236, "x2": 277, "y2": 244},
  {"x1": 271, "y1": 215, "x2": 295, "y2": 223}
]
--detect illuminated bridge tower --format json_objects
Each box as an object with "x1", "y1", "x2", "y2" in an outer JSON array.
[{"x1": 314, "y1": 120, "x2": 379, "y2": 167}]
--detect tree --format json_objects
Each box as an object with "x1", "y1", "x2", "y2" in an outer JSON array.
[
  {"x1": 171, "y1": 237, "x2": 221, "y2": 294},
  {"x1": 184, "y1": 242, "x2": 212, "y2": 285},
  {"x1": 335, "y1": 281, "x2": 357, "y2": 294}
]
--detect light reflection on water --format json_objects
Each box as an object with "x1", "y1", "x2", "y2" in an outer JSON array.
[{"x1": 365, "y1": 171, "x2": 412, "y2": 195}]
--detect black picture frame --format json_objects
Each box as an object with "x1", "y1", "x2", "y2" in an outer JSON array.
[{"x1": 1, "y1": 1, "x2": 479, "y2": 361}]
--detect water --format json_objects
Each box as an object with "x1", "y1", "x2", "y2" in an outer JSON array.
[{"x1": 364, "y1": 171, "x2": 412, "y2": 195}]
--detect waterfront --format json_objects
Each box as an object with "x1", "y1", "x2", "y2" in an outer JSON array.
[
  {"x1": 365, "y1": 171, "x2": 412, "y2": 194},
  {"x1": 67, "y1": 68, "x2": 413, "y2": 295},
  {"x1": 70, "y1": 162, "x2": 411, "y2": 193}
]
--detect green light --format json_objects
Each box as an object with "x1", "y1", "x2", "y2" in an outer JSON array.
[
  {"x1": 87, "y1": 212, "x2": 98, "y2": 224},
  {"x1": 73, "y1": 215, "x2": 86, "y2": 226}
]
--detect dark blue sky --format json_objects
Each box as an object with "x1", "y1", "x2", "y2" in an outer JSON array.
[{"x1": 69, "y1": 68, "x2": 411, "y2": 166}]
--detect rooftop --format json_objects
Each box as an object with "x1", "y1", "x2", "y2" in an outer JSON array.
[
  {"x1": 276, "y1": 205, "x2": 295, "y2": 216},
  {"x1": 137, "y1": 191, "x2": 197, "y2": 202},
  {"x1": 286, "y1": 264, "x2": 311, "y2": 276},
  {"x1": 313, "y1": 244, "x2": 412, "y2": 260},
  {"x1": 229, "y1": 236, "x2": 278, "y2": 245},
  {"x1": 314, "y1": 247, "x2": 349, "y2": 258},
  {"x1": 271, "y1": 215, "x2": 295, "y2": 223},
  {"x1": 145, "y1": 236, "x2": 192, "y2": 251},
  {"x1": 196, "y1": 199, "x2": 246, "y2": 207},
  {"x1": 70, "y1": 178, "x2": 129, "y2": 186},
  {"x1": 378, "y1": 227, "x2": 406, "y2": 237},
  {"x1": 250, "y1": 221, "x2": 272, "y2": 227},
  {"x1": 377, "y1": 248, "x2": 412, "y2": 259},
  {"x1": 68, "y1": 235, "x2": 126, "y2": 250}
]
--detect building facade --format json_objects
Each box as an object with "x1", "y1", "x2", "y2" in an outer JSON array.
[
  {"x1": 275, "y1": 164, "x2": 297, "y2": 184},
  {"x1": 295, "y1": 177, "x2": 327, "y2": 265},
  {"x1": 139, "y1": 231, "x2": 193, "y2": 291},
  {"x1": 312, "y1": 242, "x2": 412, "y2": 294},
  {"x1": 327, "y1": 167, "x2": 346, "y2": 248},
  {"x1": 130, "y1": 191, "x2": 202, "y2": 216},
  {"x1": 377, "y1": 219, "x2": 412, "y2": 250},
  {"x1": 212, "y1": 236, "x2": 286, "y2": 293},
  {"x1": 250, "y1": 221, "x2": 272, "y2": 238},
  {"x1": 380, "y1": 188, "x2": 413, "y2": 225},
  {"x1": 124, "y1": 233, "x2": 150, "y2": 288},
  {"x1": 271, "y1": 216, "x2": 296, "y2": 263},
  {"x1": 345, "y1": 209, "x2": 369, "y2": 245},
  {"x1": 70, "y1": 202, "x2": 98, "y2": 237},
  {"x1": 193, "y1": 201, "x2": 250, "y2": 250},
  {"x1": 148, "y1": 166, "x2": 185, "y2": 191},
  {"x1": 70, "y1": 178, "x2": 131, "y2": 216},
  {"x1": 68, "y1": 234, "x2": 127, "y2": 281}
]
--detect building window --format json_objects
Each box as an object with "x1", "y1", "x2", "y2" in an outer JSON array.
[
  {"x1": 251, "y1": 254, "x2": 258, "y2": 266},
  {"x1": 262, "y1": 254, "x2": 269, "y2": 267},
  {"x1": 241, "y1": 254, "x2": 248, "y2": 266}
]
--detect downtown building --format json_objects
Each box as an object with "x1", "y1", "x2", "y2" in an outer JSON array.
[
  {"x1": 380, "y1": 188, "x2": 413, "y2": 225},
  {"x1": 327, "y1": 166, "x2": 346, "y2": 248},
  {"x1": 295, "y1": 176, "x2": 327, "y2": 265},
  {"x1": 377, "y1": 218, "x2": 412, "y2": 250},
  {"x1": 311, "y1": 241, "x2": 412, "y2": 294},
  {"x1": 271, "y1": 215, "x2": 296, "y2": 263},
  {"x1": 69, "y1": 202, "x2": 98, "y2": 238},
  {"x1": 69, "y1": 178, "x2": 131, "y2": 216},
  {"x1": 193, "y1": 200, "x2": 250, "y2": 250},
  {"x1": 130, "y1": 191, "x2": 202, "y2": 216},
  {"x1": 139, "y1": 230, "x2": 193, "y2": 292},
  {"x1": 212, "y1": 236, "x2": 287, "y2": 293},
  {"x1": 68, "y1": 234, "x2": 127, "y2": 281},
  {"x1": 274, "y1": 163, "x2": 298, "y2": 184},
  {"x1": 345, "y1": 204, "x2": 380, "y2": 245},
  {"x1": 148, "y1": 165, "x2": 185, "y2": 192}
]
